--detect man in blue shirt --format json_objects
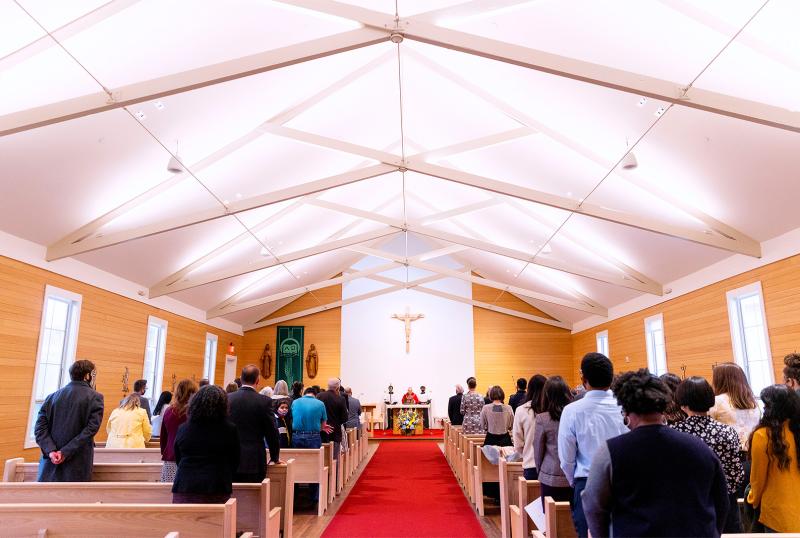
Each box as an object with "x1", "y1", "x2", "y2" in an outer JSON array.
[
  {"x1": 291, "y1": 387, "x2": 333, "y2": 502},
  {"x1": 558, "y1": 353, "x2": 628, "y2": 538}
]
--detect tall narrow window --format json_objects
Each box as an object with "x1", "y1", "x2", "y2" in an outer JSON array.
[
  {"x1": 143, "y1": 316, "x2": 167, "y2": 400},
  {"x1": 26, "y1": 286, "x2": 82, "y2": 447},
  {"x1": 726, "y1": 282, "x2": 774, "y2": 396},
  {"x1": 645, "y1": 314, "x2": 668, "y2": 376},
  {"x1": 204, "y1": 333, "x2": 218, "y2": 384},
  {"x1": 596, "y1": 330, "x2": 609, "y2": 357}
]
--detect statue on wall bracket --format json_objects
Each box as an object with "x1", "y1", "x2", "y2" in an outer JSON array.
[
  {"x1": 121, "y1": 366, "x2": 130, "y2": 395},
  {"x1": 261, "y1": 343, "x2": 273, "y2": 379},
  {"x1": 306, "y1": 343, "x2": 319, "y2": 379}
]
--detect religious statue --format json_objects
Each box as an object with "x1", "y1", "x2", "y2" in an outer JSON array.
[
  {"x1": 387, "y1": 383, "x2": 394, "y2": 403},
  {"x1": 171, "y1": 373, "x2": 177, "y2": 392},
  {"x1": 260, "y1": 343, "x2": 272, "y2": 379},
  {"x1": 391, "y1": 306, "x2": 424, "y2": 353},
  {"x1": 306, "y1": 344, "x2": 319, "y2": 379},
  {"x1": 121, "y1": 366, "x2": 130, "y2": 395}
]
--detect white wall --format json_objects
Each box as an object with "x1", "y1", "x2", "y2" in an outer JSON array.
[{"x1": 340, "y1": 238, "x2": 476, "y2": 422}]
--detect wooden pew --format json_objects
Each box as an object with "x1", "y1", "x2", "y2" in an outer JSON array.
[
  {"x1": 95, "y1": 440, "x2": 160, "y2": 449},
  {"x1": 465, "y1": 436, "x2": 484, "y2": 505},
  {"x1": 510, "y1": 478, "x2": 541, "y2": 538},
  {"x1": 4, "y1": 458, "x2": 295, "y2": 538},
  {"x1": 336, "y1": 442, "x2": 344, "y2": 495},
  {"x1": 94, "y1": 448, "x2": 162, "y2": 463},
  {"x1": 472, "y1": 443, "x2": 499, "y2": 516},
  {"x1": 346, "y1": 428, "x2": 357, "y2": 478},
  {"x1": 4, "y1": 458, "x2": 163, "y2": 483},
  {"x1": 267, "y1": 461, "x2": 295, "y2": 538},
  {"x1": 0, "y1": 498, "x2": 237, "y2": 537},
  {"x1": 499, "y1": 459, "x2": 525, "y2": 538},
  {"x1": 530, "y1": 496, "x2": 577, "y2": 538},
  {"x1": 0, "y1": 480, "x2": 280, "y2": 538},
  {"x1": 322, "y1": 442, "x2": 336, "y2": 504},
  {"x1": 278, "y1": 448, "x2": 329, "y2": 515}
]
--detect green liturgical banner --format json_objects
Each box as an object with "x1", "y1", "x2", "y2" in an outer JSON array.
[{"x1": 276, "y1": 326, "x2": 304, "y2": 387}]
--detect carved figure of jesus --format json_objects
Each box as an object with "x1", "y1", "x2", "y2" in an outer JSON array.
[{"x1": 391, "y1": 306, "x2": 425, "y2": 353}]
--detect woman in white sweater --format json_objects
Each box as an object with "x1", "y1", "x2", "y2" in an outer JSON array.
[{"x1": 512, "y1": 374, "x2": 547, "y2": 480}]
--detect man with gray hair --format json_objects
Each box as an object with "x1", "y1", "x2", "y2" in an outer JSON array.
[
  {"x1": 344, "y1": 387, "x2": 362, "y2": 432},
  {"x1": 316, "y1": 378, "x2": 348, "y2": 461},
  {"x1": 448, "y1": 384, "x2": 465, "y2": 426}
]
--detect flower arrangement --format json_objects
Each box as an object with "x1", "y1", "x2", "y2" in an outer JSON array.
[{"x1": 397, "y1": 409, "x2": 420, "y2": 434}]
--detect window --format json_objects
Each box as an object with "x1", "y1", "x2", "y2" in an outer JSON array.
[
  {"x1": 204, "y1": 333, "x2": 218, "y2": 384},
  {"x1": 726, "y1": 282, "x2": 774, "y2": 397},
  {"x1": 596, "y1": 330, "x2": 609, "y2": 357},
  {"x1": 25, "y1": 286, "x2": 82, "y2": 447},
  {"x1": 143, "y1": 316, "x2": 167, "y2": 400},
  {"x1": 645, "y1": 314, "x2": 668, "y2": 376}
]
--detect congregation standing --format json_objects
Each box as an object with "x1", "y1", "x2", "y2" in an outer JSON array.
[
  {"x1": 448, "y1": 350, "x2": 800, "y2": 535},
  {"x1": 33, "y1": 359, "x2": 365, "y2": 507}
]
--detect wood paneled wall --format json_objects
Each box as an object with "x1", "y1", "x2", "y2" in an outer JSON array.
[
  {"x1": 0, "y1": 256, "x2": 242, "y2": 465},
  {"x1": 472, "y1": 284, "x2": 574, "y2": 397},
  {"x1": 241, "y1": 284, "x2": 342, "y2": 388},
  {"x1": 572, "y1": 253, "x2": 800, "y2": 385}
]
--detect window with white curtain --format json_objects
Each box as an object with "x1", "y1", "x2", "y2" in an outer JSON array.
[
  {"x1": 143, "y1": 316, "x2": 167, "y2": 400},
  {"x1": 25, "y1": 285, "x2": 82, "y2": 447},
  {"x1": 596, "y1": 330, "x2": 609, "y2": 357},
  {"x1": 726, "y1": 282, "x2": 774, "y2": 397},
  {"x1": 204, "y1": 333, "x2": 218, "y2": 384},
  {"x1": 645, "y1": 314, "x2": 668, "y2": 376}
]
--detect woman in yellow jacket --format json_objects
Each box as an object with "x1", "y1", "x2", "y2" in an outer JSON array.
[
  {"x1": 747, "y1": 384, "x2": 800, "y2": 532},
  {"x1": 106, "y1": 393, "x2": 152, "y2": 448}
]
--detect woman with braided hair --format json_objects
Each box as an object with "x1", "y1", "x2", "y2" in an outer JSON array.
[{"x1": 582, "y1": 369, "x2": 729, "y2": 538}]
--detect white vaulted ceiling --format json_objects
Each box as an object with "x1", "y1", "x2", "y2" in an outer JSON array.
[{"x1": 1, "y1": 0, "x2": 799, "y2": 332}]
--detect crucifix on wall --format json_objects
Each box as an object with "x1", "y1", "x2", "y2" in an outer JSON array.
[{"x1": 391, "y1": 306, "x2": 425, "y2": 354}]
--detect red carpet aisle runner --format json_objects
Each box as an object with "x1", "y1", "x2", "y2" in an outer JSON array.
[
  {"x1": 322, "y1": 442, "x2": 484, "y2": 538},
  {"x1": 371, "y1": 429, "x2": 444, "y2": 440}
]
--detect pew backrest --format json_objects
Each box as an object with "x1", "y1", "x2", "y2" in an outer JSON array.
[
  {"x1": 545, "y1": 496, "x2": 577, "y2": 538},
  {"x1": 0, "y1": 480, "x2": 278, "y2": 538},
  {"x1": 499, "y1": 459, "x2": 524, "y2": 538},
  {"x1": 3, "y1": 458, "x2": 163, "y2": 483},
  {"x1": 0, "y1": 498, "x2": 237, "y2": 537},
  {"x1": 94, "y1": 448, "x2": 162, "y2": 464}
]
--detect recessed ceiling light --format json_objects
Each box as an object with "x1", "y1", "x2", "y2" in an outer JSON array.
[
  {"x1": 637, "y1": 97, "x2": 648, "y2": 107},
  {"x1": 566, "y1": 191, "x2": 573, "y2": 197},
  {"x1": 223, "y1": 199, "x2": 230, "y2": 205},
  {"x1": 654, "y1": 106, "x2": 666, "y2": 117},
  {"x1": 620, "y1": 153, "x2": 638, "y2": 170},
  {"x1": 540, "y1": 243, "x2": 553, "y2": 255},
  {"x1": 235, "y1": 193, "x2": 242, "y2": 199},
  {"x1": 153, "y1": 101, "x2": 165, "y2": 110},
  {"x1": 134, "y1": 110, "x2": 147, "y2": 120}
]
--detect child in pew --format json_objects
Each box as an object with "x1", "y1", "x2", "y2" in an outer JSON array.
[{"x1": 275, "y1": 400, "x2": 293, "y2": 448}]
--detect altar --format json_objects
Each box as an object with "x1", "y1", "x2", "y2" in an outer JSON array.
[{"x1": 384, "y1": 404, "x2": 431, "y2": 434}]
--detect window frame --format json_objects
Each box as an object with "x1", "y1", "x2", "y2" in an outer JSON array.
[
  {"x1": 25, "y1": 285, "x2": 83, "y2": 449},
  {"x1": 644, "y1": 313, "x2": 668, "y2": 376},
  {"x1": 204, "y1": 333, "x2": 219, "y2": 385},
  {"x1": 725, "y1": 281, "x2": 774, "y2": 395},
  {"x1": 596, "y1": 330, "x2": 609, "y2": 357},
  {"x1": 142, "y1": 315, "x2": 168, "y2": 401}
]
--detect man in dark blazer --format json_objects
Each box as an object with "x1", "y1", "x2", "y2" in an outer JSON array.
[
  {"x1": 227, "y1": 364, "x2": 282, "y2": 482},
  {"x1": 508, "y1": 377, "x2": 528, "y2": 412},
  {"x1": 448, "y1": 384, "x2": 465, "y2": 425},
  {"x1": 35, "y1": 359, "x2": 104, "y2": 482},
  {"x1": 316, "y1": 378, "x2": 348, "y2": 460}
]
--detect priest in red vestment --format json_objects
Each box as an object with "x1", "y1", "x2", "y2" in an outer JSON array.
[{"x1": 401, "y1": 387, "x2": 419, "y2": 404}]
